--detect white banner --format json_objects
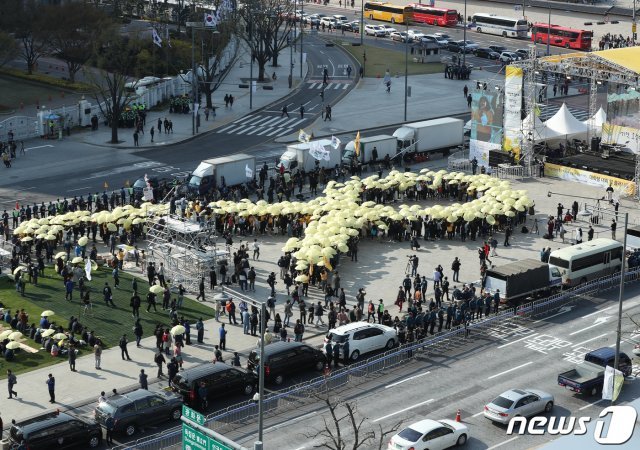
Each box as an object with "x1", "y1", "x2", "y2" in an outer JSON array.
[
  {"x1": 331, "y1": 135, "x2": 341, "y2": 150},
  {"x1": 544, "y1": 162, "x2": 636, "y2": 196},
  {"x1": 602, "y1": 365, "x2": 624, "y2": 401},
  {"x1": 84, "y1": 259, "x2": 92, "y2": 281},
  {"x1": 309, "y1": 141, "x2": 325, "y2": 161},
  {"x1": 503, "y1": 66, "x2": 523, "y2": 160},
  {"x1": 469, "y1": 139, "x2": 496, "y2": 169},
  {"x1": 142, "y1": 187, "x2": 154, "y2": 201},
  {"x1": 245, "y1": 165, "x2": 253, "y2": 178}
]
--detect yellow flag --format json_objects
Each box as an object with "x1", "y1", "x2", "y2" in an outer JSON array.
[
  {"x1": 354, "y1": 131, "x2": 361, "y2": 157},
  {"x1": 323, "y1": 255, "x2": 333, "y2": 271},
  {"x1": 308, "y1": 261, "x2": 314, "y2": 277}
]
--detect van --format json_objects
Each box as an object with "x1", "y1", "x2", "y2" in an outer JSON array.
[
  {"x1": 548, "y1": 238, "x2": 623, "y2": 286},
  {"x1": 247, "y1": 341, "x2": 326, "y2": 385},
  {"x1": 9, "y1": 411, "x2": 102, "y2": 449},
  {"x1": 170, "y1": 363, "x2": 257, "y2": 406},
  {"x1": 333, "y1": 14, "x2": 348, "y2": 24}
]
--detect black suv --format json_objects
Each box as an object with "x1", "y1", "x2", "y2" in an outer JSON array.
[
  {"x1": 247, "y1": 341, "x2": 326, "y2": 385},
  {"x1": 9, "y1": 411, "x2": 102, "y2": 449},
  {"x1": 94, "y1": 389, "x2": 183, "y2": 437},
  {"x1": 171, "y1": 363, "x2": 257, "y2": 407}
]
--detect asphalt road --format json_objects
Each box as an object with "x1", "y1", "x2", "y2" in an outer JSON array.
[{"x1": 217, "y1": 284, "x2": 640, "y2": 450}]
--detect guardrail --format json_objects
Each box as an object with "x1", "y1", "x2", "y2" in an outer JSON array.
[{"x1": 117, "y1": 267, "x2": 640, "y2": 449}]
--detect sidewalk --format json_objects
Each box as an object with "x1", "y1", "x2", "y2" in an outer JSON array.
[{"x1": 66, "y1": 50, "x2": 309, "y2": 150}]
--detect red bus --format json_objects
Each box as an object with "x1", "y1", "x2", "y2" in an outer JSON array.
[
  {"x1": 531, "y1": 23, "x2": 593, "y2": 50},
  {"x1": 410, "y1": 4, "x2": 458, "y2": 27}
]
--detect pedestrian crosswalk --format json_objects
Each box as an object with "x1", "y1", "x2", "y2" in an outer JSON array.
[
  {"x1": 306, "y1": 81, "x2": 351, "y2": 90},
  {"x1": 537, "y1": 103, "x2": 590, "y2": 122},
  {"x1": 215, "y1": 114, "x2": 306, "y2": 137}
]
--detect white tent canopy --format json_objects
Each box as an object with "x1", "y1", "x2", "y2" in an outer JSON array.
[
  {"x1": 523, "y1": 113, "x2": 563, "y2": 142},
  {"x1": 583, "y1": 107, "x2": 607, "y2": 135},
  {"x1": 544, "y1": 103, "x2": 588, "y2": 137}
]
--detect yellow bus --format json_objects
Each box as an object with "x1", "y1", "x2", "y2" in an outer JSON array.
[{"x1": 364, "y1": 2, "x2": 413, "y2": 24}]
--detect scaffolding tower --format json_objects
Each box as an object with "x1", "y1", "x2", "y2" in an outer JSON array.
[{"x1": 146, "y1": 214, "x2": 228, "y2": 292}]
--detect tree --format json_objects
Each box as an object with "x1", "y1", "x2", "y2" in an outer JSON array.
[
  {"x1": 195, "y1": 21, "x2": 239, "y2": 109},
  {"x1": 45, "y1": 3, "x2": 110, "y2": 83},
  {"x1": 1, "y1": 0, "x2": 49, "y2": 74},
  {"x1": 304, "y1": 395, "x2": 403, "y2": 450},
  {"x1": 0, "y1": 32, "x2": 18, "y2": 69},
  {"x1": 238, "y1": 0, "x2": 294, "y2": 82},
  {"x1": 87, "y1": 33, "x2": 141, "y2": 144}
]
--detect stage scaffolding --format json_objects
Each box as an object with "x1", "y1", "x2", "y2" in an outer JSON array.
[
  {"x1": 511, "y1": 48, "x2": 640, "y2": 180},
  {"x1": 146, "y1": 214, "x2": 228, "y2": 292}
]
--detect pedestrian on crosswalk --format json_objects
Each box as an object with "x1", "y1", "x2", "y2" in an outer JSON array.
[
  {"x1": 281, "y1": 105, "x2": 289, "y2": 118},
  {"x1": 300, "y1": 104, "x2": 305, "y2": 119},
  {"x1": 320, "y1": 89, "x2": 325, "y2": 101}
]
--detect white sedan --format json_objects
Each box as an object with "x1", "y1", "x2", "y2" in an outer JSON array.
[
  {"x1": 380, "y1": 25, "x2": 397, "y2": 35},
  {"x1": 388, "y1": 419, "x2": 469, "y2": 450}
]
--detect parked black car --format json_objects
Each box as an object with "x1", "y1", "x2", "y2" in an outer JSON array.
[
  {"x1": 340, "y1": 21, "x2": 360, "y2": 32},
  {"x1": 171, "y1": 363, "x2": 257, "y2": 407},
  {"x1": 9, "y1": 411, "x2": 102, "y2": 449},
  {"x1": 489, "y1": 45, "x2": 507, "y2": 54},
  {"x1": 474, "y1": 48, "x2": 501, "y2": 60},
  {"x1": 247, "y1": 341, "x2": 326, "y2": 385},
  {"x1": 94, "y1": 389, "x2": 183, "y2": 437}
]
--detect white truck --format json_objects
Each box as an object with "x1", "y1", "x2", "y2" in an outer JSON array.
[
  {"x1": 342, "y1": 134, "x2": 397, "y2": 166},
  {"x1": 278, "y1": 139, "x2": 341, "y2": 172},
  {"x1": 188, "y1": 154, "x2": 256, "y2": 196},
  {"x1": 393, "y1": 117, "x2": 464, "y2": 156}
]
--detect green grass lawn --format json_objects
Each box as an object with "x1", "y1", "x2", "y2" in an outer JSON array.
[
  {"x1": 0, "y1": 267, "x2": 213, "y2": 379},
  {"x1": 0, "y1": 73, "x2": 85, "y2": 112},
  {"x1": 338, "y1": 43, "x2": 444, "y2": 77}
]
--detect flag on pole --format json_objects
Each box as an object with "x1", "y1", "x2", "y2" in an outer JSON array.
[
  {"x1": 152, "y1": 28, "x2": 163, "y2": 48},
  {"x1": 331, "y1": 135, "x2": 341, "y2": 150},
  {"x1": 309, "y1": 140, "x2": 325, "y2": 160},
  {"x1": 204, "y1": 13, "x2": 217, "y2": 27},
  {"x1": 354, "y1": 131, "x2": 361, "y2": 157},
  {"x1": 298, "y1": 129, "x2": 311, "y2": 143},
  {"x1": 245, "y1": 165, "x2": 254, "y2": 178},
  {"x1": 84, "y1": 259, "x2": 92, "y2": 281},
  {"x1": 602, "y1": 365, "x2": 624, "y2": 401}
]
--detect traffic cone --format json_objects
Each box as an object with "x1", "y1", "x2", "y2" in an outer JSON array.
[{"x1": 455, "y1": 409, "x2": 461, "y2": 422}]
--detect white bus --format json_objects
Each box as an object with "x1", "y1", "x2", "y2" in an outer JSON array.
[
  {"x1": 548, "y1": 238, "x2": 623, "y2": 287},
  {"x1": 472, "y1": 13, "x2": 528, "y2": 38}
]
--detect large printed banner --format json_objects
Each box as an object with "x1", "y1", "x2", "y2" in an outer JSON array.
[
  {"x1": 602, "y1": 123, "x2": 640, "y2": 154},
  {"x1": 468, "y1": 139, "x2": 492, "y2": 168},
  {"x1": 503, "y1": 66, "x2": 523, "y2": 160},
  {"x1": 544, "y1": 162, "x2": 636, "y2": 196},
  {"x1": 470, "y1": 91, "x2": 503, "y2": 145}
]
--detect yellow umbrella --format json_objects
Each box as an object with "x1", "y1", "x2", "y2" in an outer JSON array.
[
  {"x1": 41, "y1": 310, "x2": 55, "y2": 317},
  {"x1": 41, "y1": 329, "x2": 56, "y2": 337},
  {"x1": 71, "y1": 256, "x2": 84, "y2": 264},
  {"x1": 13, "y1": 266, "x2": 26, "y2": 276},
  {"x1": 52, "y1": 333, "x2": 67, "y2": 340},
  {"x1": 171, "y1": 325, "x2": 186, "y2": 335},
  {"x1": 295, "y1": 274, "x2": 309, "y2": 283},
  {"x1": 0, "y1": 330, "x2": 12, "y2": 340},
  {"x1": 149, "y1": 285, "x2": 164, "y2": 294},
  {"x1": 8, "y1": 331, "x2": 23, "y2": 341},
  {"x1": 78, "y1": 236, "x2": 89, "y2": 246},
  {"x1": 55, "y1": 252, "x2": 67, "y2": 260},
  {"x1": 45, "y1": 234, "x2": 57, "y2": 241},
  {"x1": 21, "y1": 236, "x2": 33, "y2": 242},
  {"x1": 106, "y1": 223, "x2": 118, "y2": 232},
  {"x1": 6, "y1": 341, "x2": 21, "y2": 350}
]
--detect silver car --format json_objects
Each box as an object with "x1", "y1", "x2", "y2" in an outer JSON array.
[{"x1": 483, "y1": 388, "x2": 554, "y2": 424}]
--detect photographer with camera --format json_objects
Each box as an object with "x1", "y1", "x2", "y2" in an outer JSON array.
[{"x1": 407, "y1": 254, "x2": 419, "y2": 277}]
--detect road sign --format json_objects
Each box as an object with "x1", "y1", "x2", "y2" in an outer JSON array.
[
  {"x1": 514, "y1": 5, "x2": 522, "y2": 11},
  {"x1": 182, "y1": 405, "x2": 205, "y2": 426},
  {"x1": 182, "y1": 423, "x2": 233, "y2": 450}
]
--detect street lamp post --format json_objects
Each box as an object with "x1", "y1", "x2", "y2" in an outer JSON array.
[
  {"x1": 463, "y1": 0, "x2": 467, "y2": 67},
  {"x1": 192, "y1": 27, "x2": 197, "y2": 135},
  {"x1": 613, "y1": 211, "x2": 629, "y2": 405},
  {"x1": 360, "y1": 0, "x2": 364, "y2": 46},
  {"x1": 257, "y1": 301, "x2": 267, "y2": 448},
  {"x1": 404, "y1": 18, "x2": 409, "y2": 121},
  {"x1": 249, "y1": 14, "x2": 254, "y2": 110},
  {"x1": 300, "y1": 1, "x2": 304, "y2": 79}
]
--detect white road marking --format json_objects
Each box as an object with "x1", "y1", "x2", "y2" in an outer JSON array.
[
  {"x1": 66, "y1": 186, "x2": 91, "y2": 193},
  {"x1": 579, "y1": 399, "x2": 605, "y2": 410},
  {"x1": 487, "y1": 436, "x2": 519, "y2": 449},
  {"x1": 583, "y1": 306, "x2": 614, "y2": 318},
  {"x1": 569, "y1": 317, "x2": 610, "y2": 336},
  {"x1": 372, "y1": 399, "x2": 434, "y2": 422},
  {"x1": 487, "y1": 362, "x2": 533, "y2": 380},
  {"x1": 25, "y1": 144, "x2": 54, "y2": 151},
  {"x1": 573, "y1": 333, "x2": 609, "y2": 347},
  {"x1": 497, "y1": 333, "x2": 538, "y2": 348},
  {"x1": 385, "y1": 371, "x2": 431, "y2": 388},
  {"x1": 472, "y1": 411, "x2": 485, "y2": 417},
  {"x1": 533, "y1": 306, "x2": 574, "y2": 323}
]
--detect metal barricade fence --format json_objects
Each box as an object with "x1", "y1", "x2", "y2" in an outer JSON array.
[{"x1": 120, "y1": 266, "x2": 640, "y2": 449}]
